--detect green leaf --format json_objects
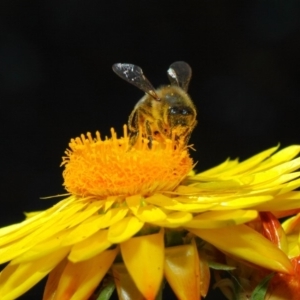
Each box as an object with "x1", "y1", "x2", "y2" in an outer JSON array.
[
  {"x1": 96, "y1": 281, "x2": 115, "y2": 300},
  {"x1": 208, "y1": 260, "x2": 236, "y2": 271},
  {"x1": 250, "y1": 273, "x2": 274, "y2": 300}
]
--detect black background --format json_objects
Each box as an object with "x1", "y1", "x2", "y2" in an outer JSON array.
[{"x1": 1, "y1": 0, "x2": 300, "y2": 299}]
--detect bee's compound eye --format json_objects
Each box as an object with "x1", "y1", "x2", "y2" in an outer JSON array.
[
  {"x1": 169, "y1": 107, "x2": 191, "y2": 115},
  {"x1": 169, "y1": 107, "x2": 179, "y2": 115},
  {"x1": 181, "y1": 109, "x2": 190, "y2": 115}
]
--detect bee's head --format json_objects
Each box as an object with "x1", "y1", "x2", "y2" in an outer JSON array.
[{"x1": 160, "y1": 86, "x2": 196, "y2": 127}]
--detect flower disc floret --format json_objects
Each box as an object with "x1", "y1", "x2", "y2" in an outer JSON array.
[{"x1": 62, "y1": 126, "x2": 193, "y2": 197}]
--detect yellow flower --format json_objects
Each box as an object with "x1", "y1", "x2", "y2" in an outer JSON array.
[
  {"x1": 213, "y1": 212, "x2": 300, "y2": 300},
  {"x1": 282, "y1": 212, "x2": 300, "y2": 258},
  {"x1": 1, "y1": 125, "x2": 300, "y2": 300},
  {"x1": 264, "y1": 214, "x2": 300, "y2": 300}
]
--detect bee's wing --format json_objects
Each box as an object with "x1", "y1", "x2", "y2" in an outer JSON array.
[
  {"x1": 112, "y1": 63, "x2": 159, "y2": 100},
  {"x1": 167, "y1": 61, "x2": 192, "y2": 91}
]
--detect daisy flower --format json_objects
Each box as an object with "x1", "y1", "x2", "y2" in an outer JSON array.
[{"x1": 1, "y1": 125, "x2": 300, "y2": 300}]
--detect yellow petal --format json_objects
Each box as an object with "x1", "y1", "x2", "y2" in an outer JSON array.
[
  {"x1": 24, "y1": 211, "x2": 43, "y2": 218},
  {"x1": 217, "y1": 196, "x2": 273, "y2": 209},
  {"x1": 244, "y1": 173, "x2": 300, "y2": 195},
  {"x1": 256, "y1": 192, "x2": 300, "y2": 211},
  {"x1": 68, "y1": 230, "x2": 112, "y2": 262},
  {"x1": 188, "y1": 225, "x2": 293, "y2": 274},
  {"x1": 237, "y1": 158, "x2": 300, "y2": 189},
  {"x1": 127, "y1": 195, "x2": 168, "y2": 222},
  {"x1": 0, "y1": 201, "x2": 88, "y2": 263},
  {"x1": 286, "y1": 233, "x2": 300, "y2": 257},
  {"x1": 126, "y1": 194, "x2": 141, "y2": 215},
  {"x1": 254, "y1": 145, "x2": 300, "y2": 173},
  {"x1": 43, "y1": 258, "x2": 68, "y2": 300},
  {"x1": 54, "y1": 248, "x2": 118, "y2": 300},
  {"x1": 185, "y1": 210, "x2": 258, "y2": 228},
  {"x1": 152, "y1": 211, "x2": 193, "y2": 228},
  {"x1": 164, "y1": 200, "x2": 217, "y2": 212},
  {"x1": 104, "y1": 196, "x2": 118, "y2": 211},
  {"x1": 194, "y1": 158, "x2": 239, "y2": 177},
  {"x1": 145, "y1": 193, "x2": 176, "y2": 206},
  {"x1": 66, "y1": 200, "x2": 104, "y2": 227},
  {"x1": 62, "y1": 207, "x2": 128, "y2": 246},
  {"x1": 136, "y1": 205, "x2": 167, "y2": 222},
  {"x1": 120, "y1": 229, "x2": 164, "y2": 299},
  {"x1": 282, "y1": 213, "x2": 300, "y2": 234},
  {"x1": 108, "y1": 216, "x2": 144, "y2": 243},
  {"x1": 217, "y1": 146, "x2": 279, "y2": 177},
  {"x1": 0, "y1": 196, "x2": 75, "y2": 240},
  {"x1": 199, "y1": 250, "x2": 210, "y2": 297},
  {"x1": 0, "y1": 247, "x2": 70, "y2": 300},
  {"x1": 164, "y1": 240, "x2": 201, "y2": 300},
  {"x1": 175, "y1": 193, "x2": 224, "y2": 204},
  {"x1": 0, "y1": 215, "x2": 43, "y2": 238},
  {"x1": 11, "y1": 229, "x2": 72, "y2": 265},
  {"x1": 272, "y1": 172, "x2": 300, "y2": 185},
  {"x1": 278, "y1": 178, "x2": 300, "y2": 195},
  {"x1": 112, "y1": 263, "x2": 144, "y2": 300}
]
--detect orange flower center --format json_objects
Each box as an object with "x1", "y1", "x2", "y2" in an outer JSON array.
[{"x1": 62, "y1": 126, "x2": 193, "y2": 197}]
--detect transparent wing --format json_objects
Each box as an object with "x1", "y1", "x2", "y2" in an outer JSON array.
[
  {"x1": 112, "y1": 63, "x2": 159, "y2": 99},
  {"x1": 167, "y1": 61, "x2": 192, "y2": 91}
]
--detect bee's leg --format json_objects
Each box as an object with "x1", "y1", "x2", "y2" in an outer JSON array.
[
  {"x1": 182, "y1": 130, "x2": 191, "y2": 145},
  {"x1": 157, "y1": 119, "x2": 170, "y2": 137},
  {"x1": 181, "y1": 120, "x2": 198, "y2": 146},
  {"x1": 128, "y1": 110, "x2": 138, "y2": 133},
  {"x1": 128, "y1": 110, "x2": 140, "y2": 149},
  {"x1": 129, "y1": 131, "x2": 139, "y2": 149},
  {"x1": 145, "y1": 120, "x2": 153, "y2": 149}
]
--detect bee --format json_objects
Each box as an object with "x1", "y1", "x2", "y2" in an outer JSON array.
[{"x1": 112, "y1": 61, "x2": 197, "y2": 148}]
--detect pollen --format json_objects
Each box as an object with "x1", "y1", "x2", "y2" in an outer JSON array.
[{"x1": 62, "y1": 125, "x2": 193, "y2": 197}]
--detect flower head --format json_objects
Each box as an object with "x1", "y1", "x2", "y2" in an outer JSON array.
[
  {"x1": 1, "y1": 126, "x2": 300, "y2": 300},
  {"x1": 62, "y1": 126, "x2": 193, "y2": 197}
]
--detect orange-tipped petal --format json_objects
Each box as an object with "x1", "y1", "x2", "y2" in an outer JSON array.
[
  {"x1": 0, "y1": 247, "x2": 70, "y2": 300},
  {"x1": 164, "y1": 240, "x2": 201, "y2": 300},
  {"x1": 267, "y1": 256, "x2": 300, "y2": 300},
  {"x1": 188, "y1": 224, "x2": 293, "y2": 274},
  {"x1": 199, "y1": 251, "x2": 210, "y2": 297},
  {"x1": 120, "y1": 229, "x2": 164, "y2": 300},
  {"x1": 272, "y1": 209, "x2": 300, "y2": 219},
  {"x1": 43, "y1": 258, "x2": 68, "y2": 300},
  {"x1": 112, "y1": 263, "x2": 144, "y2": 300},
  {"x1": 54, "y1": 248, "x2": 118, "y2": 300},
  {"x1": 260, "y1": 212, "x2": 288, "y2": 253}
]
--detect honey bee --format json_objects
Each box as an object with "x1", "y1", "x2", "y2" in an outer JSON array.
[{"x1": 112, "y1": 61, "x2": 197, "y2": 148}]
